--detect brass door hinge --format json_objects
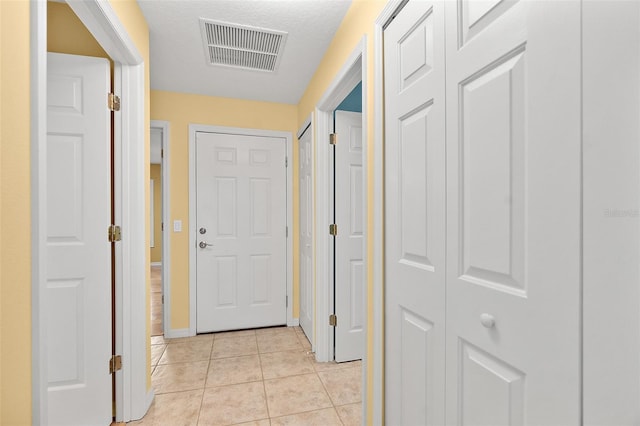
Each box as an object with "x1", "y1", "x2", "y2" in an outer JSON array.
[
  {"x1": 329, "y1": 133, "x2": 337, "y2": 145},
  {"x1": 108, "y1": 225, "x2": 122, "y2": 242},
  {"x1": 109, "y1": 355, "x2": 122, "y2": 374},
  {"x1": 329, "y1": 314, "x2": 337, "y2": 327},
  {"x1": 108, "y1": 93, "x2": 121, "y2": 112},
  {"x1": 329, "y1": 224, "x2": 338, "y2": 236}
]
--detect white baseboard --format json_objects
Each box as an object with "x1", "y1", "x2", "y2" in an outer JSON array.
[
  {"x1": 288, "y1": 318, "x2": 300, "y2": 327},
  {"x1": 164, "y1": 328, "x2": 192, "y2": 339},
  {"x1": 150, "y1": 262, "x2": 162, "y2": 267}
]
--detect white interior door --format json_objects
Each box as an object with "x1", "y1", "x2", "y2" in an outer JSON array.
[
  {"x1": 444, "y1": 1, "x2": 581, "y2": 423},
  {"x1": 46, "y1": 52, "x2": 112, "y2": 426},
  {"x1": 298, "y1": 125, "x2": 314, "y2": 343},
  {"x1": 196, "y1": 132, "x2": 287, "y2": 332},
  {"x1": 334, "y1": 110, "x2": 364, "y2": 362},
  {"x1": 383, "y1": 1, "x2": 447, "y2": 423}
]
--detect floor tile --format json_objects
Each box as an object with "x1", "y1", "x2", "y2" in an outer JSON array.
[
  {"x1": 312, "y1": 357, "x2": 361, "y2": 372},
  {"x1": 228, "y1": 421, "x2": 270, "y2": 426},
  {"x1": 127, "y1": 389, "x2": 203, "y2": 426},
  {"x1": 159, "y1": 340, "x2": 213, "y2": 364},
  {"x1": 264, "y1": 373, "x2": 332, "y2": 418},
  {"x1": 206, "y1": 355, "x2": 262, "y2": 387},
  {"x1": 211, "y1": 335, "x2": 258, "y2": 359},
  {"x1": 260, "y1": 350, "x2": 314, "y2": 380},
  {"x1": 166, "y1": 334, "x2": 215, "y2": 344},
  {"x1": 151, "y1": 335, "x2": 167, "y2": 345},
  {"x1": 296, "y1": 333, "x2": 312, "y2": 351},
  {"x1": 198, "y1": 382, "x2": 268, "y2": 425},
  {"x1": 318, "y1": 366, "x2": 362, "y2": 406},
  {"x1": 214, "y1": 329, "x2": 256, "y2": 340},
  {"x1": 152, "y1": 360, "x2": 209, "y2": 394},
  {"x1": 151, "y1": 344, "x2": 166, "y2": 366},
  {"x1": 270, "y1": 407, "x2": 343, "y2": 426},
  {"x1": 257, "y1": 332, "x2": 301, "y2": 354},
  {"x1": 336, "y1": 402, "x2": 362, "y2": 426},
  {"x1": 255, "y1": 326, "x2": 296, "y2": 337}
]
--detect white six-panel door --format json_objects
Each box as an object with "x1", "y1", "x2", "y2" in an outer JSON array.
[
  {"x1": 298, "y1": 125, "x2": 314, "y2": 343},
  {"x1": 384, "y1": 0, "x2": 582, "y2": 424},
  {"x1": 384, "y1": 1, "x2": 447, "y2": 423},
  {"x1": 46, "y1": 53, "x2": 112, "y2": 426},
  {"x1": 196, "y1": 132, "x2": 287, "y2": 332},
  {"x1": 444, "y1": 1, "x2": 581, "y2": 423},
  {"x1": 334, "y1": 110, "x2": 365, "y2": 362}
]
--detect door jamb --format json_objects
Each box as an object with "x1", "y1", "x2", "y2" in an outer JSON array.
[
  {"x1": 150, "y1": 120, "x2": 171, "y2": 337},
  {"x1": 188, "y1": 124, "x2": 295, "y2": 335},
  {"x1": 31, "y1": 0, "x2": 150, "y2": 422}
]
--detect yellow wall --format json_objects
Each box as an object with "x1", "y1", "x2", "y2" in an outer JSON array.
[
  {"x1": 0, "y1": 1, "x2": 32, "y2": 423},
  {"x1": 48, "y1": 2, "x2": 111, "y2": 66},
  {"x1": 151, "y1": 90, "x2": 299, "y2": 329},
  {"x1": 151, "y1": 164, "x2": 162, "y2": 263},
  {"x1": 296, "y1": 1, "x2": 386, "y2": 422}
]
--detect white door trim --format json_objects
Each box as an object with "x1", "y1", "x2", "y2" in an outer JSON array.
[
  {"x1": 151, "y1": 120, "x2": 171, "y2": 338},
  {"x1": 372, "y1": 2, "x2": 405, "y2": 424},
  {"x1": 314, "y1": 36, "x2": 368, "y2": 422},
  {"x1": 297, "y1": 114, "x2": 314, "y2": 350},
  {"x1": 188, "y1": 124, "x2": 294, "y2": 336},
  {"x1": 31, "y1": 0, "x2": 150, "y2": 423}
]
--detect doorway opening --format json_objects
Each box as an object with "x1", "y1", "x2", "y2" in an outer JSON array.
[
  {"x1": 314, "y1": 37, "x2": 368, "y2": 421},
  {"x1": 150, "y1": 121, "x2": 170, "y2": 338}
]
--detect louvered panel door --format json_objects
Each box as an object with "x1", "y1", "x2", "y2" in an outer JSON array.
[
  {"x1": 444, "y1": 1, "x2": 581, "y2": 424},
  {"x1": 384, "y1": 1, "x2": 447, "y2": 424}
]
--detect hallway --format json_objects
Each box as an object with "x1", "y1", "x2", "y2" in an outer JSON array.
[{"x1": 131, "y1": 327, "x2": 361, "y2": 425}]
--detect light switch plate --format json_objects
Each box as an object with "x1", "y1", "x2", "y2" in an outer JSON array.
[{"x1": 173, "y1": 220, "x2": 182, "y2": 232}]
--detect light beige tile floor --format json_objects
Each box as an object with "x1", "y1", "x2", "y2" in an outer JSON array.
[
  {"x1": 150, "y1": 265, "x2": 163, "y2": 336},
  {"x1": 131, "y1": 326, "x2": 362, "y2": 426}
]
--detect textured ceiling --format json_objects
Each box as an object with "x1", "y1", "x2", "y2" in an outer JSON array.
[{"x1": 138, "y1": 0, "x2": 352, "y2": 104}]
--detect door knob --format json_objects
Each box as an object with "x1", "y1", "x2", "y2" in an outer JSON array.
[
  {"x1": 199, "y1": 241, "x2": 213, "y2": 249},
  {"x1": 480, "y1": 313, "x2": 495, "y2": 328}
]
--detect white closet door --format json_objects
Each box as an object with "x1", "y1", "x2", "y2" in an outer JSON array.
[
  {"x1": 334, "y1": 110, "x2": 364, "y2": 362},
  {"x1": 445, "y1": 1, "x2": 581, "y2": 424},
  {"x1": 299, "y1": 125, "x2": 314, "y2": 343},
  {"x1": 384, "y1": 1, "x2": 447, "y2": 424}
]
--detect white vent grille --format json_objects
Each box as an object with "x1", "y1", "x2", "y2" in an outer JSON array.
[{"x1": 200, "y1": 19, "x2": 288, "y2": 72}]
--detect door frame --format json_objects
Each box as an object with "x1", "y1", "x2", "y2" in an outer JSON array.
[
  {"x1": 372, "y1": 1, "x2": 405, "y2": 424},
  {"x1": 314, "y1": 38, "x2": 366, "y2": 362},
  {"x1": 188, "y1": 124, "x2": 295, "y2": 336},
  {"x1": 296, "y1": 115, "x2": 315, "y2": 350},
  {"x1": 150, "y1": 120, "x2": 171, "y2": 337},
  {"x1": 31, "y1": 0, "x2": 150, "y2": 423}
]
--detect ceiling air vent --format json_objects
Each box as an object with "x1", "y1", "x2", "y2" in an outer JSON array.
[{"x1": 199, "y1": 18, "x2": 288, "y2": 73}]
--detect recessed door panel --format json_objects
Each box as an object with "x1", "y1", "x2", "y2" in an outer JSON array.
[
  {"x1": 459, "y1": 340, "x2": 525, "y2": 426},
  {"x1": 460, "y1": 48, "x2": 526, "y2": 293}
]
